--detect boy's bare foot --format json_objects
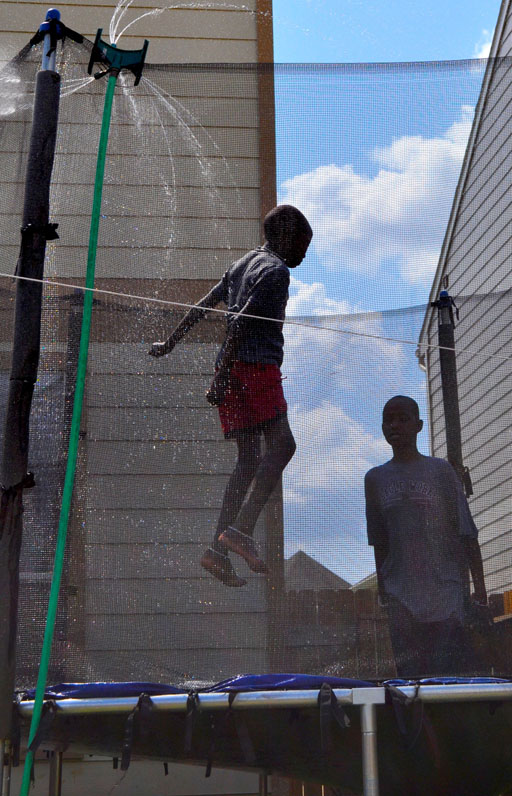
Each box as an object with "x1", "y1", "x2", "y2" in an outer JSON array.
[
  {"x1": 200, "y1": 548, "x2": 247, "y2": 587},
  {"x1": 218, "y1": 527, "x2": 268, "y2": 574}
]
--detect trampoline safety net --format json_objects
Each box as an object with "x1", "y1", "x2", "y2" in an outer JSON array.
[{"x1": 0, "y1": 39, "x2": 511, "y2": 690}]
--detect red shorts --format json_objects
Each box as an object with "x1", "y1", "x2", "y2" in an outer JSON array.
[{"x1": 218, "y1": 361, "x2": 287, "y2": 438}]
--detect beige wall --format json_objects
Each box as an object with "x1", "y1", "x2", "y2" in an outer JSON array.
[
  {"x1": 0, "y1": 0, "x2": 263, "y2": 64},
  {"x1": 0, "y1": 0, "x2": 278, "y2": 688}
]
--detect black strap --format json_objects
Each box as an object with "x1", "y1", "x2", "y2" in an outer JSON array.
[
  {"x1": 29, "y1": 19, "x2": 83, "y2": 50},
  {"x1": 121, "y1": 693, "x2": 153, "y2": 771},
  {"x1": 27, "y1": 700, "x2": 57, "y2": 753},
  {"x1": 204, "y1": 690, "x2": 257, "y2": 777},
  {"x1": 229, "y1": 692, "x2": 256, "y2": 766},
  {"x1": 185, "y1": 691, "x2": 199, "y2": 755},
  {"x1": 20, "y1": 223, "x2": 59, "y2": 241},
  {"x1": 27, "y1": 700, "x2": 58, "y2": 783},
  {"x1": 387, "y1": 685, "x2": 442, "y2": 771},
  {"x1": 384, "y1": 684, "x2": 425, "y2": 751},
  {"x1": 318, "y1": 683, "x2": 350, "y2": 755}
]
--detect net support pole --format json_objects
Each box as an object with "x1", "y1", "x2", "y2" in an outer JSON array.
[
  {"x1": 0, "y1": 17, "x2": 61, "y2": 760},
  {"x1": 433, "y1": 290, "x2": 472, "y2": 497},
  {"x1": 19, "y1": 31, "x2": 148, "y2": 791},
  {"x1": 18, "y1": 69, "x2": 118, "y2": 796},
  {"x1": 1, "y1": 742, "x2": 11, "y2": 796}
]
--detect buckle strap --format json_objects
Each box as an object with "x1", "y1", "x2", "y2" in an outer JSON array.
[
  {"x1": 318, "y1": 683, "x2": 350, "y2": 755},
  {"x1": 121, "y1": 693, "x2": 153, "y2": 771}
]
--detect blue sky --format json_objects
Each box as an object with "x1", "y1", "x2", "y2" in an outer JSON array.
[
  {"x1": 273, "y1": 0, "x2": 500, "y2": 63},
  {"x1": 269, "y1": 1, "x2": 503, "y2": 580}
]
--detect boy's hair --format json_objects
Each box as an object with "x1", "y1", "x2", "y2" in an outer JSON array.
[
  {"x1": 264, "y1": 205, "x2": 312, "y2": 247},
  {"x1": 383, "y1": 395, "x2": 420, "y2": 419}
]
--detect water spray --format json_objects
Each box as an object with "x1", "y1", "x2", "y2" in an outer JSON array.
[{"x1": 18, "y1": 27, "x2": 148, "y2": 796}]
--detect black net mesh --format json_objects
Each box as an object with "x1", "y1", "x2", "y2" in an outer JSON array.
[{"x1": 0, "y1": 38, "x2": 510, "y2": 689}]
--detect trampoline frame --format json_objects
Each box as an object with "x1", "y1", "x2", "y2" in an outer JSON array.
[{"x1": 14, "y1": 681, "x2": 512, "y2": 796}]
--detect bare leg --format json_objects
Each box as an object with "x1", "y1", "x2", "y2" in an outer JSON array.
[
  {"x1": 219, "y1": 416, "x2": 296, "y2": 572},
  {"x1": 212, "y1": 433, "x2": 262, "y2": 554},
  {"x1": 201, "y1": 433, "x2": 261, "y2": 587},
  {"x1": 233, "y1": 415, "x2": 296, "y2": 537}
]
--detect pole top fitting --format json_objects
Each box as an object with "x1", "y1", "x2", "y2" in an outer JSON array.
[
  {"x1": 87, "y1": 29, "x2": 149, "y2": 85},
  {"x1": 31, "y1": 10, "x2": 83, "y2": 50},
  {"x1": 38, "y1": 8, "x2": 62, "y2": 34}
]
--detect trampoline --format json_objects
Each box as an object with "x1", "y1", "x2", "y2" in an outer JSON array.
[{"x1": 0, "y1": 6, "x2": 511, "y2": 796}]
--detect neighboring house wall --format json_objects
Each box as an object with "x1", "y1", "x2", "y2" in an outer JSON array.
[
  {"x1": 419, "y1": 0, "x2": 512, "y2": 597},
  {"x1": 0, "y1": 0, "x2": 277, "y2": 687}
]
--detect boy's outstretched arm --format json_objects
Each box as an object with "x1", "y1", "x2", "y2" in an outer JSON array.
[{"x1": 149, "y1": 281, "x2": 225, "y2": 357}]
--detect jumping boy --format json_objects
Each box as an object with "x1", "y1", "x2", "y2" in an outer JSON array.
[
  {"x1": 364, "y1": 395, "x2": 487, "y2": 677},
  {"x1": 150, "y1": 205, "x2": 312, "y2": 587}
]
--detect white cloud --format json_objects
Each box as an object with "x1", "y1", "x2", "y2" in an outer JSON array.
[
  {"x1": 279, "y1": 107, "x2": 474, "y2": 286},
  {"x1": 285, "y1": 400, "x2": 389, "y2": 493},
  {"x1": 474, "y1": 29, "x2": 493, "y2": 59},
  {"x1": 281, "y1": 279, "x2": 428, "y2": 584},
  {"x1": 287, "y1": 275, "x2": 352, "y2": 317}
]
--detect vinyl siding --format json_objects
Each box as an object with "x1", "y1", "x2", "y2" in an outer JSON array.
[
  {"x1": 0, "y1": 0, "x2": 259, "y2": 64},
  {"x1": 421, "y1": 0, "x2": 512, "y2": 598},
  {"x1": 0, "y1": 0, "x2": 276, "y2": 685}
]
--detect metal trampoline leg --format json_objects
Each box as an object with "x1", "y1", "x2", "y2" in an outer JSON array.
[
  {"x1": 361, "y1": 703, "x2": 379, "y2": 796},
  {"x1": 0, "y1": 741, "x2": 11, "y2": 796},
  {"x1": 0, "y1": 741, "x2": 12, "y2": 796},
  {"x1": 48, "y1": 751, "x2": 63, "y2": 796},
  {"x1": 259, "y1": 773, "x2": 268, "y2": 796},
  {"x1": 2, "y1": 743, "x2": 11, "y2": 796}
]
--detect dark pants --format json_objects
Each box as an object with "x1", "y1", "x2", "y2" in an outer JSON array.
[
  {"x1": 213, "y1": 415, "x2": 296, "y2": 552},
  {"x1": 386, "y1": 596, "x2": 478, "y2": 678}
]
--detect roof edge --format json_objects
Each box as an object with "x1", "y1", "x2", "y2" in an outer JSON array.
[{"x1": 417, "y1": 0, "x2": 512, "y2": 353}]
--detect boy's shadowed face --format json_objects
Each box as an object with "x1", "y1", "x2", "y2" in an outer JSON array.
[
  {"x1": 382, "y1": 397, "x2": 423, "y2": 452},
  {"x1": 284, "y1": 230, "x2": 312, "y2": 268}
]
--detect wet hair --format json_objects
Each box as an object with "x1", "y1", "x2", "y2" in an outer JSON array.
[
  {"x1": 383, "y1": 395, "x2": 420, "y2": 419},
  {"x1": 263, "y1": 205, "x2": 312, "y2": 248}
]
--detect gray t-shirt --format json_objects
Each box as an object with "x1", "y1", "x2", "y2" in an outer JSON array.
[{"x1": 365, "y1": 455, "x2": 478, "y2": 622}]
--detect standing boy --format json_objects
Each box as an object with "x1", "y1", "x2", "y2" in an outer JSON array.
[
  {"x1": 150, "y1": 205, "x2": 312, "y2": 587},
  {"x1": 364, "y1": 395, "x2": 487, "y2": 677}
]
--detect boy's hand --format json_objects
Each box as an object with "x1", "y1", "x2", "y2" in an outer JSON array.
[
  {"x1": 471, "y1": 590, "x2": 488, "y2": 607},
  {"x1": 149, "y1": 341, "x2": 173, "y2": 357},
  {"x1": 206, "y1": 370, "x2": 230, "y2": 406}
]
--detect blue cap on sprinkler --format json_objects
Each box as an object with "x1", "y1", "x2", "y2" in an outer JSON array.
[
  {"x1": 439, "y1": 290, "x2": 449, "y2": 299},
  {"x1": 39, "y1": 8, "x2": 61, "y2": 33}
]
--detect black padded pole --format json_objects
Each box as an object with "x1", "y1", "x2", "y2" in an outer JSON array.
[
  {"x1": 2, "y1": 70, "x2": 60, "y2": 489},
  {"x1": 0, "y1": 68, "x2": 60, "y2": 741},
  {"x1": 434, "y1": 290, "x2": 472, "y2": 498}
]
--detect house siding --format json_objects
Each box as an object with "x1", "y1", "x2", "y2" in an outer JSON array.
[
  {"x1": 421, "y1": 0, "x2": 512, "y2": 598},
  {"x1": 0, "y1": 0, "x2": 277, "y2": 686}
]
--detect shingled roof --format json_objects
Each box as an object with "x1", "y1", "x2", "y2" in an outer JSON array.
[{"x1": 284, "y1": 550, "x2": 351, "y2": 592}]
